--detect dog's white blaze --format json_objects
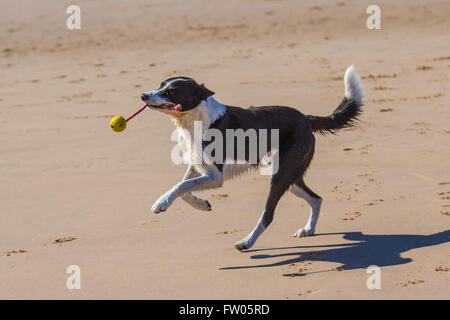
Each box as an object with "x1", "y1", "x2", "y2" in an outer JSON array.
[
  {"x1": 344, "y1": 65, "x2": 364, "y2": 105},
  {"x1": 143, "y1": 77, "x2": 191, "y2": 99}
]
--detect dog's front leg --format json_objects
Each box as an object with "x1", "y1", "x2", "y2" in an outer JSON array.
[
  {"x1": 151, "y1": 169, "x2": 223, "y2": 213},
  {"x1": 180, "y1": 166, "x2": 212, "y2": 211}
]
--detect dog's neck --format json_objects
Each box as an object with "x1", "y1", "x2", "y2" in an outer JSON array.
[
  {"x1": 170, "y1": 96, "x2": 227, "y2": 131},
  {"x1": 170, "y1": 96, "x2": 226, "y2": 169}
]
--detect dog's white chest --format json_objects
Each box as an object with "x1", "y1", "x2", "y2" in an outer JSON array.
[
  {"x1": 171, "y1": 97, "x2": 227, "y2": 172},
  {"x1": 176, "y1": 125, "x2": 203, "y2": 167}
]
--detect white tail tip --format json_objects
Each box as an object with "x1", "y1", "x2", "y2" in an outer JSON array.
[{"x1": 344, "y1": 65, "x2": 364, "y2": 105}]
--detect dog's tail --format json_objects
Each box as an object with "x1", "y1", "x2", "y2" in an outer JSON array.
[{"x1": 307, "y1": 65, "x2": 364, "y2": 134}]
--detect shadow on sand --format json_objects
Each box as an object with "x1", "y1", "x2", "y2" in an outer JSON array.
[{"x1": 220, "y1": 230, "x2": 449, "y2": 276}]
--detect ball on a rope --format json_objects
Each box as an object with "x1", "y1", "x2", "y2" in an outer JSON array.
[
  {"x1": 110, "y1": 104, "x2": 148, "y2": 132},
  {"x1": 110, "y1": 115, "x2": 127, "y2": 132}
]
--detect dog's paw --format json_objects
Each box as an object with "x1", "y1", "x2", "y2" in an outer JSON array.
[
  {"x1": 151, "y1": 193, "x2": 174, "y2": 214},
  {"x1": 293, "y1": 227, "x2": 315, "y2": 238},
  {"x1": 197, "y1": 199, "x2": 212, "y2": 211},
  {"x1": 235, "y1": 238, "x2": 253, "y2": 251},
  {"x1": 190, "y1": 198, "x2": 212, "y2": 211},
  {"x1": 182, "y1": 194, "x2": 212, "y2": 212}
]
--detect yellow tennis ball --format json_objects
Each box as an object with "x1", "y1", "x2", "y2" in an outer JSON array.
[{"x1": 110, "y1": 116, "x2": 127, "y2": 132}]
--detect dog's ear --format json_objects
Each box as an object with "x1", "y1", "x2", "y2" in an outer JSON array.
[
  {"x1": 184, "y1": 82, "x2": 215, "y2": 108},
  {"x1": 200, "y1": 83, "x2": 215, "y2": 98}
]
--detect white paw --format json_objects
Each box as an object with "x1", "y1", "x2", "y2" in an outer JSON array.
[
  {"x1": 187, "y1": 198, "x2": 212, "y2": 211},
  {"x1": 293, "y1": 227, "x2": 315, "y2": 238},
  {"x1": 193, "y1": 199, "x2": 212, "y2": 211},
  {"x1": 151, "y1": 193, "x2": 174, "y2": 213},
  {"x1": 235, "y1": 238, "x2": 253, "y2": 251}
]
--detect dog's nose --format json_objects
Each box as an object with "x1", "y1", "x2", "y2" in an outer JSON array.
[{"x1": 141, "y1": 93, "x2": 149, "y2": 101}]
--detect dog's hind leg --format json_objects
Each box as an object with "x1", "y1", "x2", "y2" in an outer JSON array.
[
  {"x1": 235, "y1": 158, "x2": 295, "y2": 251},
  {"x1": 290, "y1": 181, "x2": 322, "y2": 237},
  {"x1": 181, "y1": 166, "x2": 212, "y2": 211}
]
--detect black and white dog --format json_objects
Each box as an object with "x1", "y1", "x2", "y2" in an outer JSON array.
[{"x1": 141, "y1": 65, "x2": 364, "y2": 251}]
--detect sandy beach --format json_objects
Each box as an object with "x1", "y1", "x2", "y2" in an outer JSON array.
[{"x1": 0, "y1": 0, "x2": 449, "y2": 299}]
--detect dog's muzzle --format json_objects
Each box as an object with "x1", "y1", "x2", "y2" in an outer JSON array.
[{"x1": 140, "y1": 91, "x2": 183, "y2": 111}]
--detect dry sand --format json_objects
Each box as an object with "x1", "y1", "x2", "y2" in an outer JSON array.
[{"x1": 0, "y1": 0, "x2": 449, "y2": 299}]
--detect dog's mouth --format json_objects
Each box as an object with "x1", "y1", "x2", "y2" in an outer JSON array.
[{"x1": 148, "y1": 103, "x2": 182, "y2": 111}]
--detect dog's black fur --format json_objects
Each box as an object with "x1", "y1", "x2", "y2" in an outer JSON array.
[{"x1": 205, "y1": 98, "x2": 362, "y2": 228}]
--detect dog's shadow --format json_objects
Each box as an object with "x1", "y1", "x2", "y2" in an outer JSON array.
[{"x1": 220, "y1": 230, "x2": 449, "y2": 276}]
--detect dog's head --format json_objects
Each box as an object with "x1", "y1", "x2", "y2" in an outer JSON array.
[{"x1": 141, "y1": 77, "x2": 214, "y2": 114}]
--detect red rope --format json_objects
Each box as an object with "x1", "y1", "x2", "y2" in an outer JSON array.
[{"x1": 126, "y1": 105, "x2": 148, "y2": 122}]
